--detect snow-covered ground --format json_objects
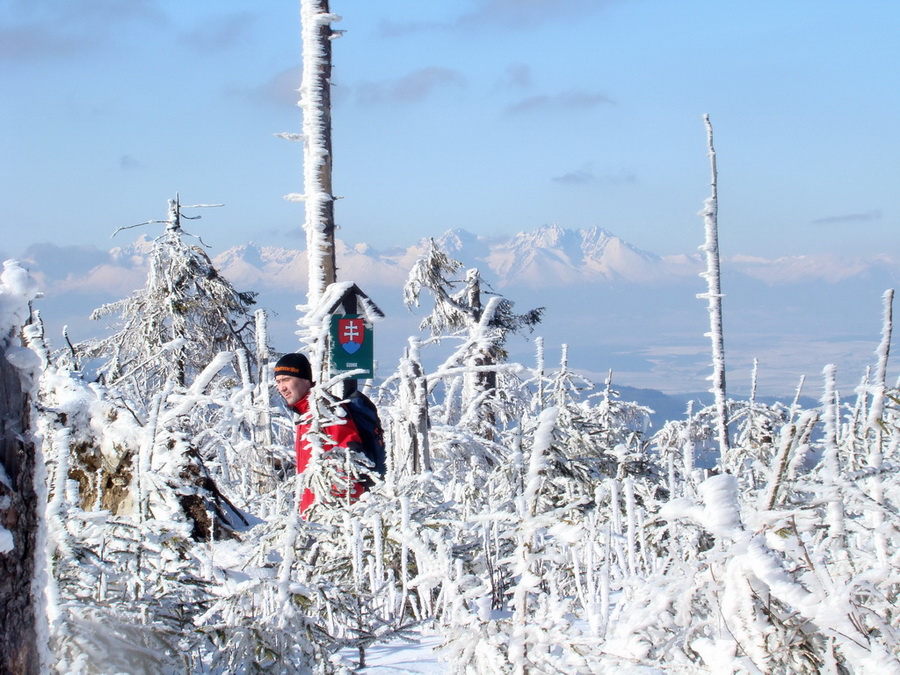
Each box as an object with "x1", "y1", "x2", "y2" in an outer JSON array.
[{"x1": 339, "y1": 635, "x2": 446, "y2": 673}]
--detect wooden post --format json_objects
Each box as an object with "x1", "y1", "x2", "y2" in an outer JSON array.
[{"x1": 340, "y1": 290, "x2": 359, "y2": 399}]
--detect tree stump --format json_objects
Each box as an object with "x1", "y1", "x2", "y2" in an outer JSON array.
[{"x1": 0, "y1": 333, "x2": 42, "y2": 675}]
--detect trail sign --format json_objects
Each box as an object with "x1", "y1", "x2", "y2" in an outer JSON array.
[
  {"x1": 321, "y1": 282, "x2": 383, "y2": 390},
  {"x1": 330, "y1": 313, "x2": 374, "y2": 378}
]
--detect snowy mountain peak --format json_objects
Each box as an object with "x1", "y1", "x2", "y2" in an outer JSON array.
[
  {"x1": 523, "y1": 222, "x2": 567, "y2": 247},
  {"x1": 579, "y1": 225, "x2": 615, "y2": 253},
  {"x1": 507, "y1": 223, "x2": 580, "y2": 252},
  {"x1": 433, "y1": 228, "x2": 481, "y2": 253},
  {"x1": 214, "y1": 242, "x2": 266, "y2": 268},
  {"x1": 482, "y1": 224, "x2": 663, "y2": 287}
]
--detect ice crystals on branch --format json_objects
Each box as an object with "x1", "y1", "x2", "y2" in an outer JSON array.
[{"x1": 296, "y1": 2, "x2": 343, "y2": 304}]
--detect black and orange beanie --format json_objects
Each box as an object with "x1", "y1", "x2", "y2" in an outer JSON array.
[{"x1": 274, "y1": 353, "x2": 313, "y2": 381}]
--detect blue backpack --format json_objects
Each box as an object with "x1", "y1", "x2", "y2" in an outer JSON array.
[{"x1": 346, "y1": 390, "x2": 387, "y2": 481}]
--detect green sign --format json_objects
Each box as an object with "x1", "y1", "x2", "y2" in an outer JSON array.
[{"x1": 330, "y1": 314, "x2": 374, "y2": 379}]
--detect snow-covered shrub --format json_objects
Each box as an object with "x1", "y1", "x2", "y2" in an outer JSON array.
[{"x1": 606, "y1": 364, "x2": 900, "y2": 673}]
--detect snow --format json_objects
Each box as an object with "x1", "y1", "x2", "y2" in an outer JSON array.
[
  {"x1": 337, "y1": 634, "x2": 446, "y2": 673},
  {"x1": 1, "y1": 259, "x2": 41, "y2": 332},
  {"x1": 0, "y1": 526, "x2": 13, "y2": 553}
]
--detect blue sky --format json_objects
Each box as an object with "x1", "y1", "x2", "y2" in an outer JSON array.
[{"x1": 2, "y1": 0, "x2": 898, "y2": 262}]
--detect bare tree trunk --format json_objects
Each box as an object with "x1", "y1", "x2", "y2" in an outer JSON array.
[
  {"x1": 699, "y1": 113, "x2": 730, "y2": 456},
  {"x1": 0, "y1": 331, "x2": 43, "y2": 675},
  {"x1": 253, "y1": 309, "x2": 275, "y2": 452},
  {"x1": 401, "y1": 339, "x2": 430, "y2": 474},
  {"x1": 300, "y1": 0, "x2": 338, "y2": 304}
]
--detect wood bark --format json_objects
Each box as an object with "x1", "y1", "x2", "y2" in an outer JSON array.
[
  {"x1": 311, "y1": 1, "x2": 336, "y2": 289},
  {"x1": 317, "y1": 8, "x2": 336, "y2": 289}
]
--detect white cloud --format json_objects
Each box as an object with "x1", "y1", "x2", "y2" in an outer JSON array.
[{"x1": 506, "y1": 90, "x2": 614, "y2": 114}]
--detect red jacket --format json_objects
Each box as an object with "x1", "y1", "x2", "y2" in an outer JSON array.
[{"x1": 292, "y1": 394, "x2": 365, "y2": 513}]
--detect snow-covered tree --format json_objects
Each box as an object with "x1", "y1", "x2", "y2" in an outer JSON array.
[
  {"x1": 404, "y1": 239, "x2": 543, "y2": 357},
  {"x1": 698, "y1": 114, "x2": 730, "y2": 458},
  {"x1": 403, "y1": 238, "x2": 542, "y2": 436},
  {"x1": 81, "y1": 196, "x2": 258, "y2": 400}
]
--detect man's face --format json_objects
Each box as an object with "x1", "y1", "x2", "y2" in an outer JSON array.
[{"x1": 275, "y1": 375, "x2": 312, "y2": 406}]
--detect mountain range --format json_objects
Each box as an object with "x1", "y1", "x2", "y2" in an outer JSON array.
[
  {"x1": 17, "y1": 224, "x2": 900, "y2": 400},
  {"x1": 208, "y1": 223, "x2": 900, "y2": 292}
]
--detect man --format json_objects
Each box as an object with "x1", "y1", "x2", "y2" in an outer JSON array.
[{"x1": 274, "y1": 352, "x2": 365, "y2": 513}]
